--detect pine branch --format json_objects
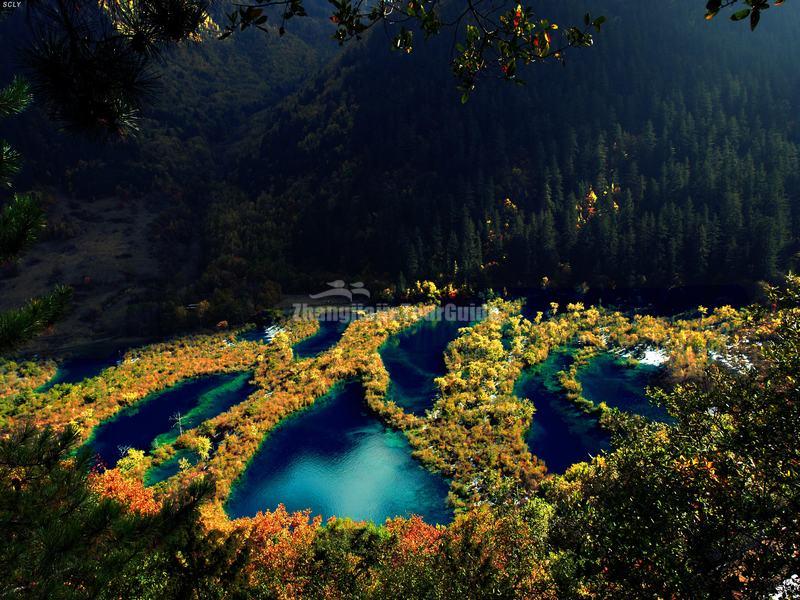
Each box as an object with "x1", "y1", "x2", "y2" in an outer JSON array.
[
  {"x1": 0, "y1": 286, "x2": 72, "y2": 352},
  {"x1": 0, "y1": 193, "x2": 46, "y2": 262},
  {"x1": 0, "y1": 140, "x2": 23, "y2": 189},
  {"x1": 0, "y1": 78, "x2": 30, "y2": 188},
  {"x1": 0, "y1": 77, "x2": 32, "y2": 119}
]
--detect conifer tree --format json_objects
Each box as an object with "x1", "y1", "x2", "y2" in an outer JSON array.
[
  {"x1": 0, "y1": 77, "x2": 71, "y2": 352},
  {"x1": 0, "y1": 423, "x2": 216, "y2": 598}
]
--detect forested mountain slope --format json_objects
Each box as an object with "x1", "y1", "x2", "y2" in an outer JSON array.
[
  {"x1": 5, "y1": 0, "x2": 800, "y2": 341},
  {"x1": 0, "y1": 10, "x2": 339, "y2": 348},
  {"x1": 212, "y1": 0, "x2": 800, "y2": 297},
  {"x1": 0, "y1": 9, "x2": 335, "y2": 195}
]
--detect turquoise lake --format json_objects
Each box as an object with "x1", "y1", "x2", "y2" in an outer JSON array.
[
  {"x1": 515, "y1": 351, "x2": 610, "y2": 473},
  {"x1": 578, "y1": 353, "x2": 671, "y2": 422},
  {"x1": 379, "y1": 318, "x2": 463, "y2": 415},
  {"x1": 37, "y1": 354, "x2": 121, "y2": 392},
  {"x1": 89, "y1": 371, "x2": 256, "y2": 467},
  {"x1": 292, "y1": 319, "x2": 348, "y2": 358},
  {"x1": 79, "y1": 320, "x2": 670, "y2": 518},
  {"x1": 225, "y1": 382, "x2": 453, "y2": 524}
]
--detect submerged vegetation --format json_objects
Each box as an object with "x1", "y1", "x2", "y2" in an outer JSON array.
[{"x1": 2, "y1": 275, "x2": 796, "y2": 597}]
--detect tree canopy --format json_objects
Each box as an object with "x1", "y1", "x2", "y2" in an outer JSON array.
[{"x1": 2, "y1": 0, "x2": 788, "y2": 137}]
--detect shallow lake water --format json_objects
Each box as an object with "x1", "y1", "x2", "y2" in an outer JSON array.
[
  {"x1": 578, "y1": 353, "x2": 670, "y2": 421},
  {"x1": 379, "y1": 318, "x2": 464, "y2": 415},
  {"x1": 89, "y1": 371, "x2": 256, "y2": 467},
  {"x1": 37, "y1": 354, "x2": 122, "y2": 392},
  {"x1": 225, "y1": 382, "x2": 452, "y2": 524},
  {"x1": 515, "y1": 352, "x2": 610, "y2": 473},
  {"x1": 292, "y1": 320, "x2": 348, "y2": 358}
]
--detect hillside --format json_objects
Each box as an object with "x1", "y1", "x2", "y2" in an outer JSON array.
[
  {"x1": 209, "y1": 0, "x2": 800, "y2": 299},
  {"x1": 0, "y1": 10, "x2": 341, "y2": 351},
  {"x1": 5, "y1": 0, "x2": 800, "y2": 342}
]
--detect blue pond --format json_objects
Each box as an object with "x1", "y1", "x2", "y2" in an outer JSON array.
[
  {"x1": 515, "y1": 352, "x2": 610, "y2": 473},
  {"x1": 578, "y1": 353, "x2": 671, "y2": 422},
  {"x1": 380, "y1": 318, "x2": 464, "y2": 415},
  {"x1": 37, "y1": 354, "x2": 122, "y2": 392},
  {"x1": 292, "y1": 320, "x2": 348, "y2": 359},
  {"x1": 237, "y1": 327, "x2": 275, "y2": 344},
  {"x1": 225, "y1": 382, "x2": 453, "y2": 524},
  {"x1": 89, "y1": 371, "x2": 256, "y2": 467}
]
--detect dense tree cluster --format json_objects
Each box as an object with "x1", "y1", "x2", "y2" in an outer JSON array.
[
  {"x1": 2, "y1": 2, "x2": 798, "y2": 333},
  {"x1": 544, "y1": 281, "x2": 800, "y2": 598},
  {"x1": 214, "y1": 0, "x2": 800, "y2": 300},
  {"x1": 0, "y1": 357, "x2": 56, "y2": 399},
  {"x1": 1, "y1": 0, "x2": 787, "y2": 133},
  {"x1": 0, "y1": 424, "x2": 215, "y2": 599}
]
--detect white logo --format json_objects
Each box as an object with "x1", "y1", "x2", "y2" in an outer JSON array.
[{"x1": 308, "y1": 280, "x2": 371, "y2": 301}]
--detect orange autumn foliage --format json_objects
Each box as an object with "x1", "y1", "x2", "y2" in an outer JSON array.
[
  {"x1": 244, "y1": 504, "x2": 320, "y2": 564},
  {"x1": 89, "y1": 468, "x2": 160, "y2": 516},
  {"x1": 386, "y1": 514, "x2": 443, "y2": 555},
  {"x1": 233, "y1": 504, "x2": 321, "y2": 596}
]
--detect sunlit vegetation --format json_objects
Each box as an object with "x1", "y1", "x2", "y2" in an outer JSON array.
[
  {"x1": 3, "y1": 281, "x2": 799, "y2": 596},
  {"x1": 89, "y1": 467, "x2": 160, "y2": 516},
  {"x1": 0, "y1": 318, "x2": 318, "y2": 434},
  {"x1": 0, "y1": 358, "x2": 56, "y2": 401},
  {"x1": 399, "y1": 297, "x2": 754, "y2": 508},
  {"x1": 2, "y1": 298, "x2": 754, "y2": 513},
  {"x1": 166, "y1": 305, "x2": 435, "y2": 509},
  {"x1": 405, "y1": 300, "x2": 545, "y2": 507}
]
